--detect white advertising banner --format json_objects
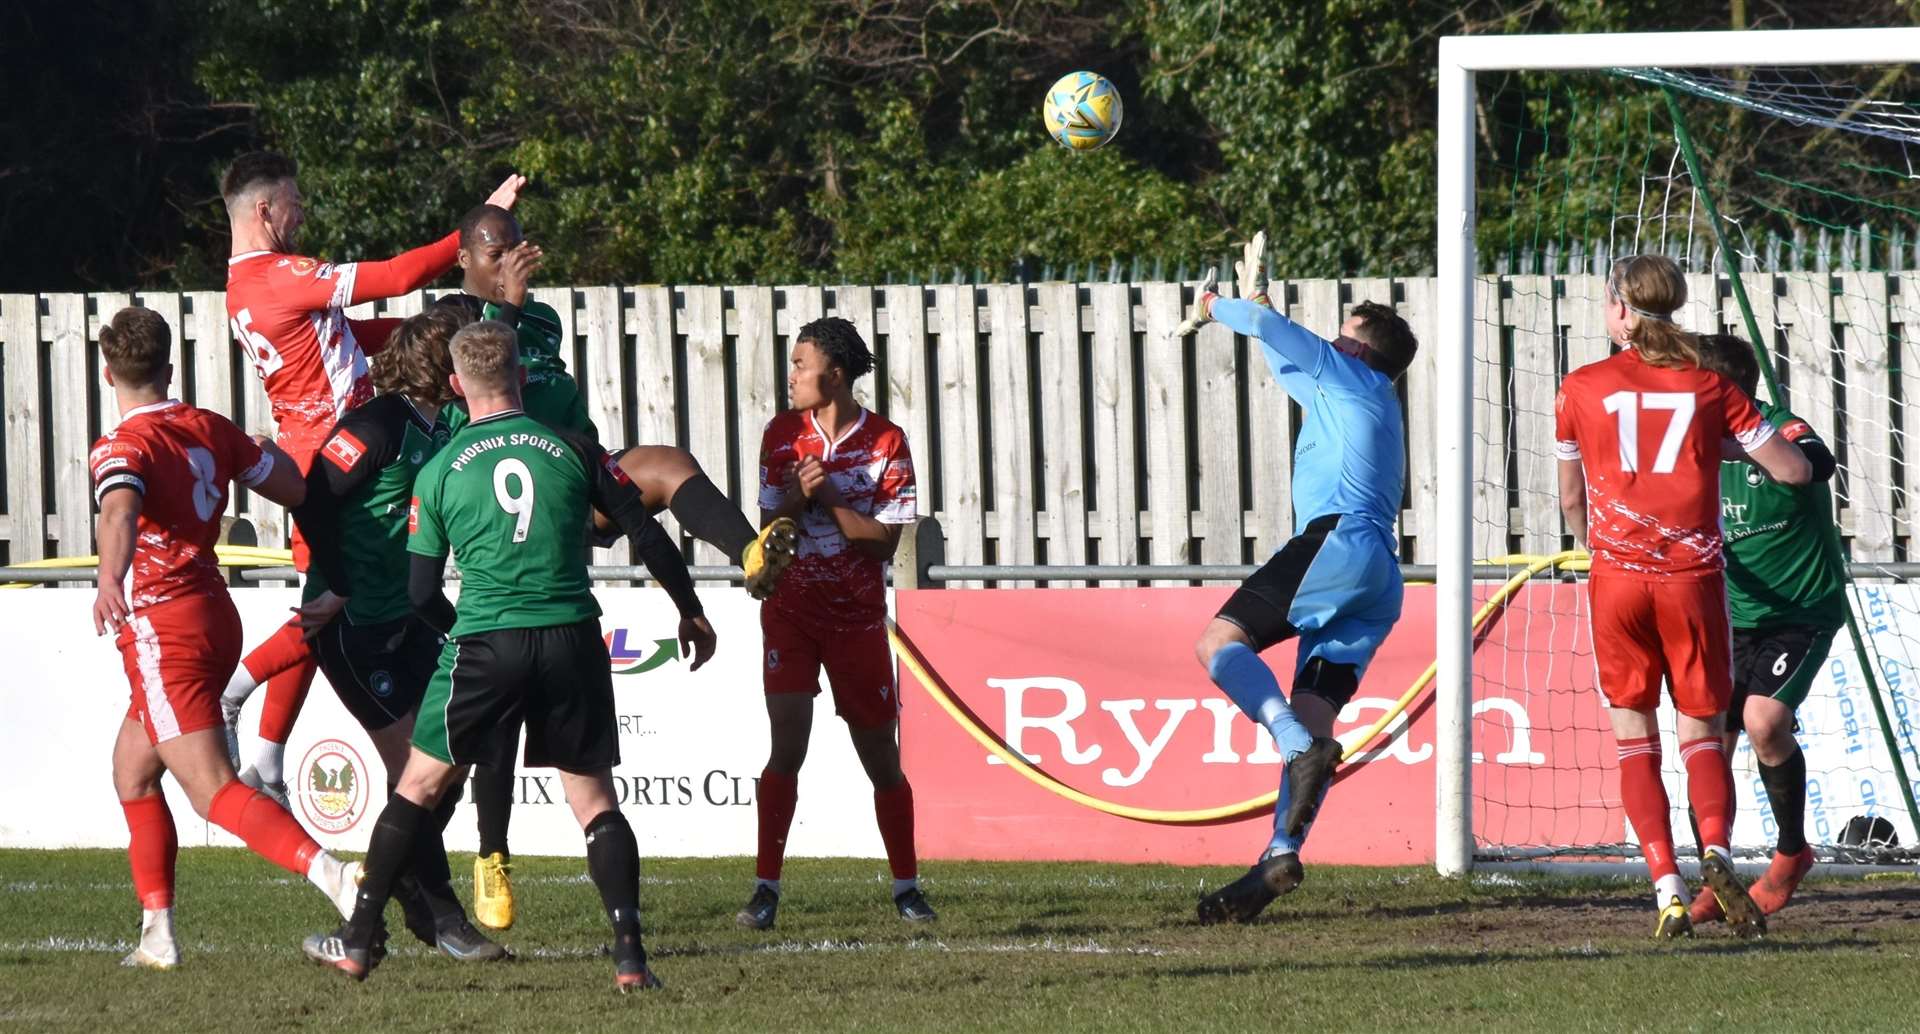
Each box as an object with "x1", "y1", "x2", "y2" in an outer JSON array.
[{"x1": 0, "y1": 588, "x2": 883, "y2": 859}]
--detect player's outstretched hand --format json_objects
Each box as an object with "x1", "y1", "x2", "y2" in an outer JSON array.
[
  {"x1": 1234, "y1": 231, "x2": 1269, "y2": 307},
  {"x1": 291, "y1": 590, "x2": 349, "y2": 638},
  {"x1": 498, "y1": 241, "x2": 544, "y2": 305},
  {"x1": 93, "y1": 583, "x2": 129, "y2": 637},
  {"x1": 679, "y1": 615, "x2": 717, "y2": 672},
  {"x1": 1171, "y1": 268, "x2": 1221, "y2": 340},
  {"x1": 486, "y1": 174, "x2": 529, "y2": 211}
]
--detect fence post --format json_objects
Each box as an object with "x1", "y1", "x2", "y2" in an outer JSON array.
[{"x1": 895, "y1": 517, "x2": 946, "y2": 590}]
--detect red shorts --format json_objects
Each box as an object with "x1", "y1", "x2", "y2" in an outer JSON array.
[
  {"x1": 118, "y1": 593, "x2": 244, "y2": 744},
  {"x1": 761, "y1": 605, "x2": 899, "y2": 728},
  {"x1": 1589, "y1": 573, "x2": 1732, "y2": 718}
]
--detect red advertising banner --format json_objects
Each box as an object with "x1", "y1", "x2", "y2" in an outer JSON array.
[{"x1": 896, "y1": 585, "x2": 1622, "y2": 866}]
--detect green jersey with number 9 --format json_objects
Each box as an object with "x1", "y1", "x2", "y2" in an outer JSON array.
[{"x1": 408, "y1": 410, "x2": 607, "y2": 637}]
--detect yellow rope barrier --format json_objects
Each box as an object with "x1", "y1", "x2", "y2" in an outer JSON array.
[
  {"x1": 885, "y1": 549, "x2": 1588, "y2": 826},
  {"x1": 1, "y1": 546, "x2": 295, "y2": 589}
]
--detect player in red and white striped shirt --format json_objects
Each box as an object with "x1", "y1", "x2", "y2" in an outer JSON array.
[
  {"x1": 735, "y1": 317, "x2": 931, "y2": 930},
  {"x1": 91, "y1": 308, "x2": 365, "y2": 969},
  {"x1": 1555, "y1": 256, "x2": 1810, "y2": 939},
  {"x1": 216, "y1": 151, "x2": 525, "y2": 801}
]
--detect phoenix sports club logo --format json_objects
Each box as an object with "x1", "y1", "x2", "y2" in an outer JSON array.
[
  {"x1": 606, "y1": 627, "x2": 681, "y2": 675},
  {"x1": 297, "y1": 738, "x2": 370, "y2": 835}
]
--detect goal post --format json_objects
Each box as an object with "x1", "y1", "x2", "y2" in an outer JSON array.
[{"x1": 1434, "y1": 28, "x2": 1920, "y2": 876}]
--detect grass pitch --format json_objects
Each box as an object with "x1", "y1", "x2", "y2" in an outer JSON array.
[{"x1": 2, "y1": 849, "x2": 1917, "y2": 1033}]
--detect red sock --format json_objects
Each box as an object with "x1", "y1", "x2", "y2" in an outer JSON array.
[
  {"x1": 1681, "y1": 736, "x2": 1734, "y2": 852},
  {"x1": 208, "y1": 780, "x2": 322, "y2": 876},
  {"x1": 120, "y1": 793, "x2": 177, "y2": 910},
  {"x1": 241, "y1": 619, "x2": 313, "y2": 687},
  {"x1": 874, "y1": 781, "x2": 917, "y2": 881},
  {"x1": 756, "y1": 770, "x2": 798, "y2": 881},
  {"x1": 257, "y1": 658, "x2": 317, "y2": 744},
  {"x1": 1617, "y1": 735, "x2": 1678, "y2": 881}
]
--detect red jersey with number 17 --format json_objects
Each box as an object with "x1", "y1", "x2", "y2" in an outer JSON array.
[
  {"x1": 1554, "y1": 349, "x2": 1774, "y2": 579},
  {"x1": 758, "y1": 408, "x2": 917, "y2": 631},
  {"x1": 89, "y1": 401, "x2": 276, "y2": 610}
]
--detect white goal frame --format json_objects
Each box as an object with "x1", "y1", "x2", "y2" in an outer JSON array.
[{"x1": 1434, "y1": 27, "x2": 1920, "y2": 876}]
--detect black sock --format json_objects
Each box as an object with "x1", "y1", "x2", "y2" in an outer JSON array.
[
  {"x1": 1759, "y1": 746, "x2": 1809, "y2": 855},
  {"x1": 668, "y1": 473, "x2": 755, "y2": 563},
  {"x1": 584, "y1": 810, "x2": 646, "y2": 965},
  {"x1": 385, "y1": 784, "x2": 464, "y2": 929},
  {"x1": 473, "y1": 762, "x2": 515, "y2": 858},
  {"x1": 352, "y1": 795, "x2": 429, "y2": 938}
]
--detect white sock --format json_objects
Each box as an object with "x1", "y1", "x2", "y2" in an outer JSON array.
[
  {"x1": 892, "y1": 877, "x2": 919, "y2": 898},
  {"x1": 140, "y1": 907, "x2": 175, "y2": 945},
  {"x1": 1704, "y1": 844, "x2": 1732, "y2": 865},
  {"x1": 1654, "y1": 872, "x2": 1690, "y2": 909},
  {"x1": 755, "y1": 878, "x2": 780, "y2": 896},
  {"x1": 221, "y1": 666, "x2": 261, "y2": 708},
  {"x1": 253, "y1": 742, "x2": 286, "y2": 784}
]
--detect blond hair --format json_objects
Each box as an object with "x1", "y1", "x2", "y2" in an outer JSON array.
[
  {"x1": 449, "y1": 320, "x2": 519, "y2": 393},
  {"x1": 1608, "y1": 255, "x2": 1701, "y2": 368}
]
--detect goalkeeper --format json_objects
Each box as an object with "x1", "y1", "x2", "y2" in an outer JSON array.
[
  {"x1": 1690, "y1": 332, "x2": 1841, "y2": 921},
  {"x1": 1174, "y1": 235, "x2": 1419, "y2": 923}
]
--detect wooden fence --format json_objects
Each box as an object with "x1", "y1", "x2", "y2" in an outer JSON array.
[{"x1": 1, "y1": 272, "x2": 1914, "y2": 586}]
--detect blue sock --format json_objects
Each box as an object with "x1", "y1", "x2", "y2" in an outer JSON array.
[
  {"x1": 1207, "y1": 641, "x2": 1314, "y2": 760},
  {"x1": 1266, "y1": 768, "x2": 1331, "y2": 857}
]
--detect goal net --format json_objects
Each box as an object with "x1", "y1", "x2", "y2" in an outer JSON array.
[{"x1": 1459, "y1": 49, "x2": 1920, "y2": 867}]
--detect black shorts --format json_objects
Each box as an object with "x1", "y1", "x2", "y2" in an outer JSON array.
[
  {"x1": 1217, "y1": 514, "x2": 1345, "y2": 649},
  {"x1": 413, "y1": 619, "x2": 618, "y2": 772},
  {"x1": 313, "y1": 616, "x2": 440, "y2": 731},
  {"x1": 1727, "y1": 623, "x2": 1837, "y2": 732}
]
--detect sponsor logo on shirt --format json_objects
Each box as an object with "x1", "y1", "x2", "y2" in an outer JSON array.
[
  {"x1": 323, "y1": 429, "x2": 367, "y2": 472},
  {"x1": 288, "y1": 257, "x2": 317, "y2": 276}
]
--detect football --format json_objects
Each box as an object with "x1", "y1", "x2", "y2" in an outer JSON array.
[{"x1": 1042, "y1": 70, "x2": 1123, "y2": 151}]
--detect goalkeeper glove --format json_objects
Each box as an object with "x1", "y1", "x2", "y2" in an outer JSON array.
[
  {"x1": 1234, "y1": 231, "x2": 1270, "y2": 308},
  {"x1": 1172, "y1": 268, "x2": 1221, "y2": 339}
]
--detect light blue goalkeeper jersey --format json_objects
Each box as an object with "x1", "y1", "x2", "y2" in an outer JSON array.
[{"x1": 1210, "y1": 297, "x2": 1405, "y2": 539}]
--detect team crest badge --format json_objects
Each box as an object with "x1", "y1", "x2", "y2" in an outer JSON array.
[{"x1": 296, "y1": 738, "x2": 370, "y2": 835}]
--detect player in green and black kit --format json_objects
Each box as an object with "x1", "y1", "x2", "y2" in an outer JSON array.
[
  {"x1": 1692, "y1": 332, "x2": 1844, "y2": 921},
  {"x1": 289, "y1": 305, "x2": 505, "y2": 963},
  {"x1": 437, "y1": 204, "x2": 797, "y2": 930},
  {"x1": 302, "y1": 320, "x2": 709, "y2": 990}
]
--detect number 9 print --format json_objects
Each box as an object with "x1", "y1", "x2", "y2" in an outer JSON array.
[{"x1": 493, "y1": 457, "x2": 536, "y2": 543}]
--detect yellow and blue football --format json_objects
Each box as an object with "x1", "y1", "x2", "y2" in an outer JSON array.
[{"x1": 1042, "y1": 71, "x2": 1123, "y2": 151}]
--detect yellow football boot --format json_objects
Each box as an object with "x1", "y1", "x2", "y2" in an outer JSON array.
[
  {"x1": 474, "y1": 852, "x2": 515, "y2": 931},
  {"x1": 742, "y1": 518, "x2": 799, "y2": 600}
]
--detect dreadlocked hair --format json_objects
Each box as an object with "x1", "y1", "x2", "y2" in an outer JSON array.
[{"x1": 795, "y1": 317, "x2": 873, "y2": 380}]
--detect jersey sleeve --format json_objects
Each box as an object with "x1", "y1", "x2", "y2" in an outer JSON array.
[
  {"x1": 757, "y1": 421, "x2": 787, "y2": 512},
  {"x1": 89, "y1": 433, "x2": 150, "y2": 504},
  {"x1": 1553, "y1": 385, "x2": 1582, "y2": 460},
  {"x1": 872, "y1": 431, "x2": 919, "y2": 525},
  {"x1": 1719, "y1": 378, "x2": 1776, "y2": 451},
  {"x1": 561, "y1": 429, "x2": 704, "y2": 618},
  {"x1": 295, "y1": 403, "x2": 406, "y2": 594},
  {"x1": 1210, "y1": 298, "x2": 1329, "y2": 384},
  {"x1": 218, "y1": 415, "x2": 274, "y2": 489},
  {"x1": 406, "y1": 468, "x2": 450, "y2": 559},
  {"x1": 343, "y1": 233, "x2": 459, "y2": 304}
]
